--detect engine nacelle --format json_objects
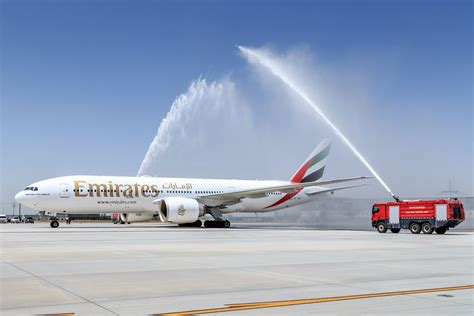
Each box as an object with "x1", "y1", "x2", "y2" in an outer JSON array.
[
  {"x1": 158, "y1": 197, "x2": 204, "y2": 224},
  {"x1": 120, "y1": 212, "x2": 156, "y2": 223}
]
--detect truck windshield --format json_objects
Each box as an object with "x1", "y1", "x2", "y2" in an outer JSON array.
[
  {"x1": 453, "y1": 206, "x2": 462, "y2": 219},
  {"x1": 372, "y1": 206, "x2": 379, "y2": 213}
]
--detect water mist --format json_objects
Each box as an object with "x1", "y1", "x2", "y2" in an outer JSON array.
[{"x1": 239, "y1": 46, "x2": 398, "y2": 200}]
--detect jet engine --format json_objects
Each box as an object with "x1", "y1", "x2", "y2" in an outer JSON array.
[
  {"x1": 158, "y1": 197, "x2": 205, "y2": 224},
  {"x1": 120, "y1": 212, "x2": 157, "y2": 223}
]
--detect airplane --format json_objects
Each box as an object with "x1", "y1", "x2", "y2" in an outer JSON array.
[{"x1": 14, "y1": 139, "x2": 369, "y2": 228}]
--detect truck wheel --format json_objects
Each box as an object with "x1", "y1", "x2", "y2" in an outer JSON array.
[
  {"x1": 50, "y1": 220, "x2": 59, "y2": 228},
  {"x1": 409, "y1": 222, "x2": 421, "y2": 234},
  {"x1": 377, "y1": 222, "x2": 387, "y2": 233},
  {"x1": 435, "y1": 227, "x2": 447, "y2": 234},
  {"x1": 390, "y1": 228, "x2": 400, "y2": 233},
  {"x1": 422, "y1": 223, "x2": 433, "y2": 234}
]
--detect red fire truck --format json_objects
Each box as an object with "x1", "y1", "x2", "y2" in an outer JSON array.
[
  {"x1": 111, "y1": 213, "x2": 120, "y2": 224},
  {"x1": 372, "y1": 198, "x2": 464, "y2": 234}
]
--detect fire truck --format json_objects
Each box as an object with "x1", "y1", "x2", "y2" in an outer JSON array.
[{"x1": 372, "y1": 198, "x2": 464, "y2": 234}]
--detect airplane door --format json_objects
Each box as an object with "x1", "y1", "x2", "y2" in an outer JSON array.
[{"x1": 60, "y1": 184, "x2": 71, "y2": 198}]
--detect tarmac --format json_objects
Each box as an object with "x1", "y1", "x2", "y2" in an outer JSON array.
[{"x1": 1, "y1": 222, "x2": 473, "y2": 315}]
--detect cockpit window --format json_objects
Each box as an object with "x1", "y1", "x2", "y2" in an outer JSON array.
[{"x1": 34, "y1": 187, "x2": 38, "y2": 191}]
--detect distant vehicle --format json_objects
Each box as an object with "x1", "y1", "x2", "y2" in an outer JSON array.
[
  {"x1": 10, "y1": 217, "x2": 21, "y2": 223},
  {"x1": 372, "y1": 198, "x2": 465, "y2": 234},
  {"x1": 111, "y1": 213, "x2": 121, "y2": 224},
  {"x1": 0, "y1": 215, "x2": 7, "y2": 223},
  {"x1": 25, "y1": 217, "x2": 34, "y2": 224}
]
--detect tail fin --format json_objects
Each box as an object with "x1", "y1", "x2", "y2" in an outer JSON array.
[{"x1": 290, "y1": 139, "x2": 331, "y2": 183}]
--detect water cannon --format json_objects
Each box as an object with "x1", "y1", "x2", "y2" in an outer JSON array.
[{"x1": 390, "y1": 192, "x2": 400, "y2": 202}]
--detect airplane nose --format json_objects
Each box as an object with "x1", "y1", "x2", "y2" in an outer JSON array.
[{"x1": 15, "y1": 191, "x2": 25, "y2": 203}]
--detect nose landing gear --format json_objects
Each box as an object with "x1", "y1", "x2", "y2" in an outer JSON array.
[{"x1": 50, "y1": 218, "x2": 59, "y2": 228}]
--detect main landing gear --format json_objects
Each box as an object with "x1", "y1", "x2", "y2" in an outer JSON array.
[
  {"x1": 178, "y1": 219, "x2": 231, "y2": 228},
  {"x1": 178, "y1": 220, "x2": 203, "y2": 227},
  {"x1": 203, "y1": 220, "x2": 231, "y2": 228},
  {"x1": 176, "y1": 210, "x2": 232, "y2": 229},
  {"x1": 202, "y1": 209, "x2": 231, "y2": 228}
]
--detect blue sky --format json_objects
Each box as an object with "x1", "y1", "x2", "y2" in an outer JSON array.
[{"x1": 1, "y1": 0, "x2": 472, "y2": 210}]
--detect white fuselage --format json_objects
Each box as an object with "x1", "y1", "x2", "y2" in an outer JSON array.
[{"x1": 15, "y1": 175, "x2": 328, "y2": 215}]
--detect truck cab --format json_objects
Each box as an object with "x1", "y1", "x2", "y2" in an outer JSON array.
[{"x1": 372, "y1": 198, "x2": 464, "y2": 234}]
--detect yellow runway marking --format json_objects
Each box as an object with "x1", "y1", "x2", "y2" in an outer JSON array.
[{"x1": 158, "y1": 285, "x2": 474, "y2": 316}]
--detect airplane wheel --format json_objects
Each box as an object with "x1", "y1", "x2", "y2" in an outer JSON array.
[
  {"x1": 50, "y1": 220, "x2": 59, "y2": 228},
  {"x1": 179, "y1": 220, "x2": 202, "y2": 228},
  {"x1": 204, "y1": 220, "x2": 230, "y2": 228}
]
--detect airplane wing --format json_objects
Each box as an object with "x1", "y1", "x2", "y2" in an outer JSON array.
[
  {"x1": 195, "y1": 176, "x2": 371, "y2": 207},
  {"x1": 304, "y1": 184, "x2": 366, "y2": 196}
]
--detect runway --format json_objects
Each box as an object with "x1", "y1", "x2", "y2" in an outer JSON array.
[{"x1": 1, "y1": 223, "x2": 473, "y2": 315}]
